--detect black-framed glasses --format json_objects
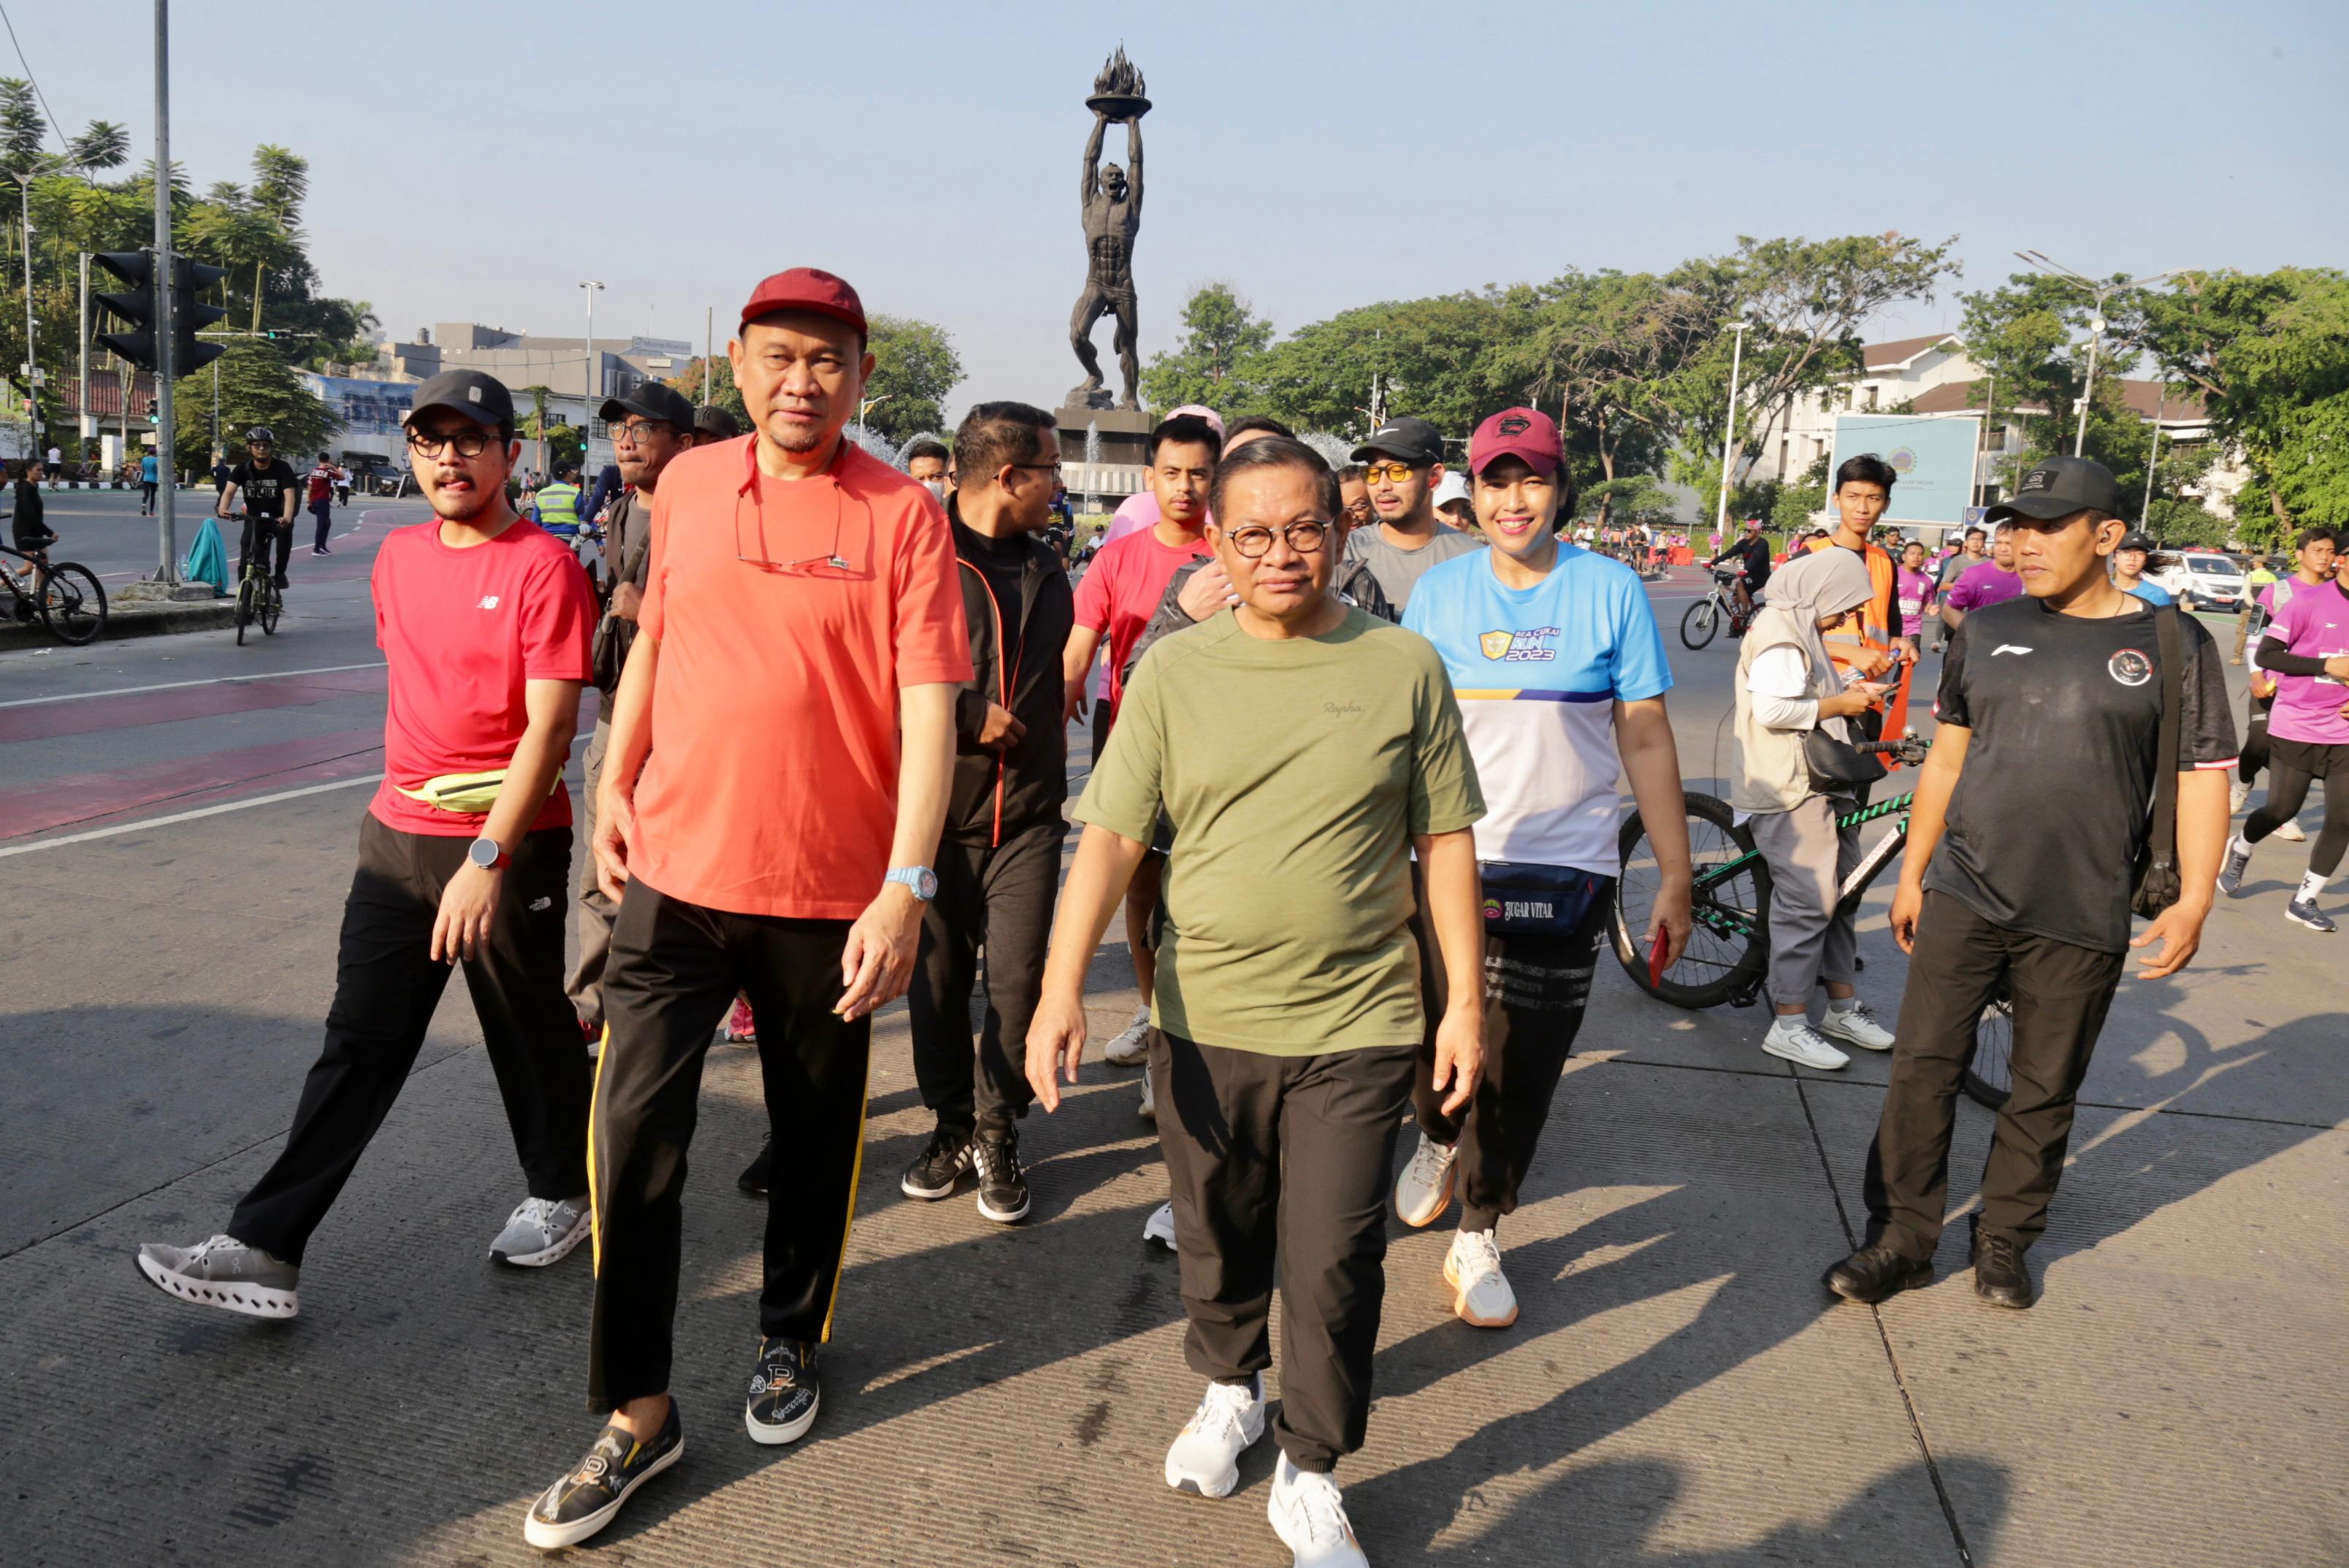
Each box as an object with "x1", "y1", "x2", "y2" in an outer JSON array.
[
  {"x1": 1342, "y1": 497, "x2": 1373, "y2": 523},
  {"x1": 1012, "y1": 461, "x2": 1063, "y2": 478},
  {"x1": 733, "y1": 483, "x2": 858, "y2": 577},
  {"x1": 407, "y1": 429, "x2": 492, "y2": 459},
  {"x1": 611, "y1": 420, "x2": 676, "y2": 448},
  {"x1": 1227, "y1": 520, "x2": 1333, "y2": 559}
]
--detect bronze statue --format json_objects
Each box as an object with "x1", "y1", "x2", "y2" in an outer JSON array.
[{"x1": 1068, "y1": 49, "x2": 1149, "y2": 411}]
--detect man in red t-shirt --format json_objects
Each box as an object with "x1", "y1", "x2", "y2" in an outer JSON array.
[
  {"x1": 137, "y1": 370, "x2": 599, "y2": 1323},
  {"x1": 524, "y1": 269, "x2": 970, "y2": 1551},
  {"x1": 306, "y1": 451, "x2": 337, "y2": 556},
  {"x1": 1059, "y1": 413, "x2": 1221, "y2": 1073}
]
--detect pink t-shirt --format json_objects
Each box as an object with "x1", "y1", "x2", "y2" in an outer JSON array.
[
  {"x1": 1945, "y1": 559, "x2": 2024, "y2": 613},
  {"x1": 1103, "y1": 492, "x2": 1158, "y2": 550},
  {"x1": 1072, "y1": 525, "x2": 1212, "y2": 715},
  {"x1": 2259, "y1": 576, "x2": 2349, "y2": 746},
  {"x1": 1894, "y1": 567, "x2": 1937, "y2": 638}
]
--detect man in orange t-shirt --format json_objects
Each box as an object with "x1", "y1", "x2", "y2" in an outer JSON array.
[{"x1": 526, "y1": 269, "x2": 970, "y2": 1552}]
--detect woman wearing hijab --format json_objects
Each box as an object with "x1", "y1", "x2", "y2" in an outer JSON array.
[{"x1": 1731, "y1": 548, "x2": 1898, "y2": 1070}]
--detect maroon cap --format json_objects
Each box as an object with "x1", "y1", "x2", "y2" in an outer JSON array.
[
  {"x1": 738, "y1": 267, "x2": 867, "y2": 337},
  {"x1": 1469, "y1": 407, "x2": 1561, "y2": 478}
]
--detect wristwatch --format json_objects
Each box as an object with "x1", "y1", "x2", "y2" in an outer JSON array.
[
  {"x1": 467, "y1": 837, "x2": 510, "y2": 871},
  {"x1": 885, "y1": 865, "x2": 939, "y2": 902}
]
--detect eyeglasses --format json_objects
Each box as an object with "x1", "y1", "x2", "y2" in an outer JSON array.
[
  {"x1": 1362, "y1": 462, "x2": 1423, "y2": 484},
  {"x1": 1226, "y1": 520, "x2": 1332, "y2": 559},
  {"x1": 1012, "y1": 461, "x2": 1063, "y2": 478},
  {"x1": 1342, "y1": 499, "x2": 1373, "y2": 522},
  {"x1": 611, "y1": 420, "x2": 676, "y2": 448},
  {"x1": 407, "y1": 429, "x2": 493, "y2": 459},
  {"x1": 733, "y1": 483, "x2": 859, "y2": 578}
]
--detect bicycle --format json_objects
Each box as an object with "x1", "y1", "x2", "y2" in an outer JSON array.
[
  {"x1": 1679, "y1": 567, "x2": 1757, "y2": 650},
  {"x1": 228, "y1": 513, "x2": 284, "y2": 645},
  {"x1": 0, "y1": 541, "x2": 108, "y2": 645}
]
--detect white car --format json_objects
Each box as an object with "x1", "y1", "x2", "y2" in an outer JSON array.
[{"x1": 2168, "y1": 551, "x2": 2248, "y2": 612}]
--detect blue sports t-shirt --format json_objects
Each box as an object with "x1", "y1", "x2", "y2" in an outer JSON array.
[
  {"x1": 1405, "y1": 543, "x2": 1673, "y2": 876},
  {"x1": 2125, "y1": 579, "x2": 2174, "y2": 606},
  {"x1": 140, "y1": 454, "x2": 158, "y2": 483}
]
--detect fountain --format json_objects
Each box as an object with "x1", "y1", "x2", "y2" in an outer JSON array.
[{"x1": 1083, "y1": 419, "x2": 1102, "y2": 512}]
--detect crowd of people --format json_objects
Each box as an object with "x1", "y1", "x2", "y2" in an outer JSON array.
[{"x1": 117, "y1": 263, "x2": 2326, "y2": 1566}]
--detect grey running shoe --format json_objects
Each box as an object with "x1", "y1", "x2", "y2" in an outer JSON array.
[
  {"x1": 745, "y1": 1336, "x2": 822, "y2": 1445},
  {"x1": 2218, "y1": 839, "x2": 2253, "y2": 898},
  {"x1": 135, "y1": 1235, "x2": 299, "y2": 1319},
  {"x1": 523, "y1": 1402, "x2": 684, "y2": 1550},
  {"x1": 2274, "y1": 816, "x2": 2307, "y2": 842},
  {"x1": 490, "y1": 1195, "x2": 590, "y2": 1267},
  {"x1": 2285, "y1": 898, "x2": 2337, "y2": 933}
]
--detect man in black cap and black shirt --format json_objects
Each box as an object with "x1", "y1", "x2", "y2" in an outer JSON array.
[
  {"x1": 1825, "y1": 456, "x2": 2235, "y2": 1312},
  {"x1": 219, "y1": 427, "x2": 300, "y2": 589},
  {"x1": 691, "y1": 403, "x2": 742, "y2": 447},
  {"x1": 900, "y1": 400, "x2": 1073, "y2": 1224},
  {"x1": 1343, "y1": 415, "x2": 1484, "y2": 610},
  {"x1": 569, "y1": 380, "x2": 699, "y2": 1040}
]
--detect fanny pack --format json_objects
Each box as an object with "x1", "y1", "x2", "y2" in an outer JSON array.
[
  {"x1": 393, "y1": 770, "x2": 559, "y2": 815},
  {"x1": 1479, "y1": 861, "x2": 1608, "y2": 936}
]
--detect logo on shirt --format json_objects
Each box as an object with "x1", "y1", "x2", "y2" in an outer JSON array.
[
  {"x1": 478, "y1": 594, "x2": 501, "y2": 610},
  {"x1": 2108, "y1": 648, "x2": 2153, "y2": 687},
  {"x1": 1477, "y1": 626, "x2": 1560, "y2": 663},
  {"x1": 1322, "y1": 700, "x2": 1365, "y2": 719},
  {"x1": 1991, "y1": 644, "x2": 2033, "y2": 657}
]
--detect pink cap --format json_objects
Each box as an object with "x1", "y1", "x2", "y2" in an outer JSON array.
[
  {"x1": 1469, "y1": 407, "x2": 1561, "y2": 478},
  {"x1": 1166, "y1": 403, "x2": 1225, "y2": 440}
]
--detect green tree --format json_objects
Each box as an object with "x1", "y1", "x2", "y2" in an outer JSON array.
[
  {"x1": 1255, "y1": 288, "x2": 1539, "y2": 440},
  {"x1": 0, "y1": 78, "x2": 44, "y2": 177},
  {"x1": 863, "y1": 315, "x2": 963, "y2": 443},
  {"x1": 1141, "y1": 283, "x2": 1274, "y2": 414},
  {"x1": 169, "y1": 340, "x2": 332, "y2": 472},
  {"x1": 66, "y1": 120, "x2": 128, "y2": 179},
  {"x1": 662, "y1": 355, "x2": 745, "y2": 424}
]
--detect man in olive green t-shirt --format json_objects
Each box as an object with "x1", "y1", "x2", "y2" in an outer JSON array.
[{"x1": 1028, "y1": 437, "x2": 1487, "y2": 1567}]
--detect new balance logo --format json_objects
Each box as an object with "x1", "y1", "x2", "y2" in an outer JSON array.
[
  {"x1": 1991, "y1": 644, "x2": 2033, "y2": 657},
  {"x1": 478, "y1": 594, "x2": 501, "y2": 610}
]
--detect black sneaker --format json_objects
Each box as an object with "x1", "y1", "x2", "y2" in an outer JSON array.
[
  {"x1": 900, "y1": 1124, "x2": 971, "y2": 1201},
  {"x1": 272, "y1": 571, "x2": 289, "y2": 589},
  {"x1": 1971, "y1": 1232, "x2": 2038, "y2": 1309},
  {"x1": 737, "y1": 1134, "x2": 772, "y2": 1198},
  {"x1": 745, "y1": 1336, "x2": 821, "y2": 1445},
  {"x1": 971, "y1": 1124, "x2": 1031, "y2": 1223},
  {"x1": 522, "y1": 1401, "x2": 684, "y2": 1550},
  {"x1": 1823, "y1": 1244, "x2": 1932, "y2": 1304}
]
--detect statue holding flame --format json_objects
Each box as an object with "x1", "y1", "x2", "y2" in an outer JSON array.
[{"x1": 1067, "y1": 47, "x2": 1150, "y2": 410}]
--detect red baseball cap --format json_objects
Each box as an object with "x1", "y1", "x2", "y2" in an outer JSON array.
[
  {"x1": 737, "y1": 267, "x2": 867, "y2": 337},
  {"x1": 1469, "y1": 407, "x2": 1561, "y2": 478}
]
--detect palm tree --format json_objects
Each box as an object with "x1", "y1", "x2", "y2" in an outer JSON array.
[
  {"x1": 522, "y1": 385, "x2": 553, "y2": 480},
  {"x1": 66, "y1": 121, "x2": 129, "y2": 183}
]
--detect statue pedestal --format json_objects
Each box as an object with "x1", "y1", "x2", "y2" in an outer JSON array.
[{"x1": 1058, "y1": 405, "x2": 1151, "y2": 505}]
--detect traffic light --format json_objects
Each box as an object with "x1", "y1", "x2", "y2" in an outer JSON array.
[
  {"x1": 145, "y1": 398, "x2": 158, "y2": 426},
  {"x1": 92, "y1": 250, "x2": 229, "y2": 374}
]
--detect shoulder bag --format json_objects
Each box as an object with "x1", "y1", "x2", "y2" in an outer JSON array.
[{"x1": 2131, "y1": 605, "x2": 2184, "y2": 919}]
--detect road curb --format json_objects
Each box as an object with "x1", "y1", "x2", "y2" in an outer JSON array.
[{"x1": 0, "y1": 595, "x2": 236, "y2": 651}]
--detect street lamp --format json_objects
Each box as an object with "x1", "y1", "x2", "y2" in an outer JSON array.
[
  {"x1": 856, "y1": 393, "x2": 890, "y2": 451},
  {"x1": 15, "y1": 169, "x2": 38, "y2": 448},
  {"x1": 2013, "y1": 251, "x2": 2180, "y2": 459},
  {"x1": 578, "y1": 280, "x2": 604, "y2": 459},
  {"x1": 1712, "y1": 317, "x2": 1751, "y2": 543}
]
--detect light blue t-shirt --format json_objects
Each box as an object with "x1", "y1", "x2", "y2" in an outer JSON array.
[
  {"x1": 1404, "y1": 543, "x2": 1673, "y2": 875},
  {"x1": 2125, "y1": 579, "x2": 2174, "y2": 606},
  {"x1": 140, "y1": 454, "x2": 158, "y2": 483}
]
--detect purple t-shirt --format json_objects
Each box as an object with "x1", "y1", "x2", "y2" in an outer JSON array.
[
  {"x1": 1945, "y1": 560, "x2": 2024, "y2": 613},
  {"x1": 1895, "y1": 567, "x2": 1937, "y2": 637},
  {"x1": 2259, "y1": 577, "x2": 2349, "y2": 746}
]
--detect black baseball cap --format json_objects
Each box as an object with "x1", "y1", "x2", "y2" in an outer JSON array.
[
  {"x1": 1985, "y1": 455, "x2": 2123, "y2": 524},
  {"x1": 406, "y1": 370, "x2": 515, "y2": 429},
  {"x1": 693, "y1": 404, "x2": 743, "y2": 440},
  {"x1": 1350, "y1": 416, "x2": 1445, "y2": 467},
  {"x1": 599, "y1": 382, "x2": 696, "y2": 432},
  {"x1": 2117, "y1": 530, "x2": 2158, "y2": 553}
]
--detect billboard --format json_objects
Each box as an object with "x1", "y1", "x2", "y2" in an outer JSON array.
[{"x1": 1827, "y1": 413, "x2": 1981, "y2": 528}]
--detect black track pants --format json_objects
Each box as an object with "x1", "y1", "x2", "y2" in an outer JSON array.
[{"x1": 908, "y1": 820, "x2": 1061, "y2": 1136}]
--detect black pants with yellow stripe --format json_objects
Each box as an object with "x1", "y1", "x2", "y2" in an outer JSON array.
[{"x1": 585, "y1": 877, "x2": 870, "y2": 1412}]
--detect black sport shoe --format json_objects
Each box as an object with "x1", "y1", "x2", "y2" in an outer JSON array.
[
  {"x1": 1971, "y1": 1232, "x2": 2038, "y2": 1309},
  {"x1": 272, "y1": 571, "x2": 289, "y2": 589},
  {"x1": 971, "y1": 1124, "x2": 1031, "y2": 1224},
  {"x1": 745, "y1": 1336, "x2": 821, "y2": 1445},
  {"x1": 1824, "y1": 1244, "x2": 1932, "y2": 1304},
  {"x1": 737, "y1": 1135, "x2": 771, "y2": 1198},
  {"x1": 900, "y1": 1124, "x2": 972, "y2": 1201},
  {"x1": 523, "y1": 1401, "x2": 684, "y2": 1550}
]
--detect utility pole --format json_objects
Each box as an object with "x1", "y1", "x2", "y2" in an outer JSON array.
[
  {"x1": 77, "y1": 251, "x2": 91, "y2": 446},
  {"x1": 152, "y1": 0, "x2": 180, "y2": 581},
  {"x1": 2012, "y1": 251, "x2": 2181, "y2": 463},
  {"x1": 1712, "y1": 318, "x2": 1751, "y2": 542},
  {"x1": 703, "y1": 305, "x2": 712, "y2": 402},
  {"x1": 2141, "y1": 390, "x2": 2165, "y2": 529},
  {"x1": 15, "y1": 171, "x2": 37, "y2": 453}
]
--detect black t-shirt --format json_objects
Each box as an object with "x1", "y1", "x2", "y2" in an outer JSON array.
[
  {"x1": 231, "y1": 458, "x2": 298, "y2": 521},
  {"x1": 1925, "y1": 596, "x2": 2238, "y2": 952},
  {"x1": 1719, "y1": 534, "x2": 1772, "y2": 584},
  {"x1": 12, "y1": 478, "x2": 47, "y2": 547}
]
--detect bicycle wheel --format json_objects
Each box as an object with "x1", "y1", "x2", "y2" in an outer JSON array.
[
  {"x1": 1613, "y1": 789, "x2": 1771, "y2": 1008},
  {"x1": 235, "y1": 577, "x2": 255, "y2": 646},
  {"x1": 1962, "y1": 990, "x2": 2014, "y2": 1109},
  {"x1": 38, "y1": 562, "x2": 107, "y2": 646},
  {"x1": 260, "y1": 583, "x2": 282, "y2": 636},
  {"x1": 1680, "y1": 597, "x2": 1720, "y2": 651}
]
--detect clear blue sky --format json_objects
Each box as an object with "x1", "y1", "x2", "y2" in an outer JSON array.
[{"x1": 20, "y1": 1, "x2": 2349, "y2": 428}]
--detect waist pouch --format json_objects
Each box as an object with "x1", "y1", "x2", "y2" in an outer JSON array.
[
  {"x1": 1479, "y1": 861, "x2": 1608, "y2": 936},
  {"x1": 393, "y1": 770, "x2": 559, "y2": 815}
]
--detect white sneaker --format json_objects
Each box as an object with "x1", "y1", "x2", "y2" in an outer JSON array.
[
  {"x1": 1104, "y1": 1006, "x2": 1152, "y2": 1066},
  {"x1": 1762, "y1": 1017, "x2": 1850, "y2": 1071},
  {"x1": 1139, "y1": 1063, "x2": 1157, "y2": 1122},
  {"x1": 2274, "y1": 816, "x2": 2307, "y2": 842},
  {"x1": 1392, "y1": 1132, "x2": 1456, "y2": 1228},
  {"x1": 1267, "y1": 1451, "x2": 1370, "y2": 1567},
  {"x1": 490, "y1": 1195, "x2": 592, "y2": 1266},
  {"x1": 1816, "y1": 999, "x2": 1895, "y2": 1051},
  {"x1": 1443, "y1": 1228, "x2": 1519, "y2": 1328},
  {"x1": 1143, "y1": 1200, "x2": 1178, "y2": 1251},
  {"x1": 1164, "y1": 1374, "x2": 1266, "y2": 1497},
  {"x1": 2230, "y1": 779, "x2": 2251, "y2": 815}
]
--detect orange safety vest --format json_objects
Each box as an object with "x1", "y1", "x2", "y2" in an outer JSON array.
[{"x1": 1822, "y1": 541, "x2": 1913, "y2": 771}]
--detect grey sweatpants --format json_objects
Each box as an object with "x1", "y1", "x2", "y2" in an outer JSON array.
[
  {"x1": 566, "y1": 719, "x2": 616, "y2": 1030},
  {"x1": 1749, "y1": 795, "x2": 1860, "y2": 1009}
]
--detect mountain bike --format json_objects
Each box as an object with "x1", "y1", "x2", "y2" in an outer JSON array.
[
  {"x1": 1609, "y1": 733, "x2": 2018, "y2": 1106},
  {"x1": 231, "y1": 516, "x2": 283, "y2": 645},
  {"x1": 1680, "y1": 567, "x2": 1756, "y2": 650},
  {"x1": 0, "y1": 542, "x2": 108, "y2": 645}
]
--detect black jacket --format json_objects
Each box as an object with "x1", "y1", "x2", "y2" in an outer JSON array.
[{"x1": 945, "y1": 497, "x2": 1074, "y2": 844}]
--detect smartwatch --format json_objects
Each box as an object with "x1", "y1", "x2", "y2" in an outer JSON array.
[
  {"x1": 885, "y1": 865, "x2": 939, "y2": 902},
  {"x1": 467, "y1": 837, "x2": 510, "y2": 871}
]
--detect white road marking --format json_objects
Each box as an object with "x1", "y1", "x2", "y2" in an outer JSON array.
[
  {"x1": 0, "y1": 660, "x2": 389, "y2": 710},
  {"x1": 0, "y1": 774, "x2": 381, "y2": 858}
]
